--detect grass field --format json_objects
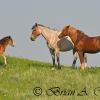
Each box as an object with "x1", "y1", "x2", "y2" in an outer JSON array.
[{"x1": 0, "y1": 56, "x2": 100, "y2": 100}]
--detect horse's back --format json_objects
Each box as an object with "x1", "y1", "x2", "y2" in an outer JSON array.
[{"x1": 85, "y1": 36, "x2": 100, "y2": 45}]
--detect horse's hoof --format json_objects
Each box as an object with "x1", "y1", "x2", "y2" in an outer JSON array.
[
  {"x1": 87, "y1": 65, "x2": 91, "y2": 68},
  {"x1": 4, "y1": 64, "x2": 7, "y2": 66},
  {"x1": 58, "y1": 67, "x2": 61, "y2": 70},
  {"x1": 71, "y1": 66, "x2": 76, "y2": 69},
  {"x1": 81, "y1": 67, "x2": 85, "y2": 70},
  {"x1": 84, "y1": 63, "x2": 91, "y2": 68},
  {"x1": 51, "y1": 68, "x2": 55, "y2": 70}
]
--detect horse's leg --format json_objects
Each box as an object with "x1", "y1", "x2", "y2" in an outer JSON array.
[
  {"x1": 78, "y1": 51, "x2": 85, "y2": 70},
  {"x1": 72, "y1": 49, "x2": 78, "y2": 68},
  {"x1": 84, "y1": 54, "x2": 91, "y2": 68},
  {"x1": 56, "y1": 53, "x2": 60, "y2": 69},
  {"x1": 49, "y1": 48, "x2": 56, "y2": 69},
  {"x1": 3, "y1": 55, "x2": 7, "y2": 65},
  {"x1": 55, "y1": 49, "x2": 61, "y2": 69},
  {"x1": 84, "y1": 54, "x2": 87, "y2": 68}
]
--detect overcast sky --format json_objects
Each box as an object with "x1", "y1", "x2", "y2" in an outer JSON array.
[{"x1": 0, "y1": 0, "x2": 100, "y2": 67}]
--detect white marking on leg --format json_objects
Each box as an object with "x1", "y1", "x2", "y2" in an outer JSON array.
[
  {"x1": 81, "y1": 63, "x2": 85, "y2": 70},
  {"x1": 3, "y1": 55, "x2": 7, "y2": 65},
  {"x1": 72, "y1": 52, "x2": 78, "y2": 67},
  {"x1": 85, "y1": 63, "x2": 87, "y2": 68}
]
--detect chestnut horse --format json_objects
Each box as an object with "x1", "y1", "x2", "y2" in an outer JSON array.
[
  {"x1": 0, "y1": 36, "x2": 15, "y2": 65},
  {"x1": 59, "y1": 25, "x2": 100, "y2": 69},
  {"x1": 30, "y1": 23, "x2": 87, "y2": 69}
]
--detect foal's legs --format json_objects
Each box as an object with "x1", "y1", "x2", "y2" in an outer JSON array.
[{"x1": 78, "y1": 51, "x2": 85, "y2": 70}]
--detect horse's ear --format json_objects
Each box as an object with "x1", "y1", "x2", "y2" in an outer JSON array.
[
  {"x1": 8, "y1": 36, "x2": 11, "y2": 38},
  {"x1": 35, "y1": 23, "x2": 38, "y2": 26},
  {"x1": 67, "y1": 25, "x2": 70, "y2": 28}
]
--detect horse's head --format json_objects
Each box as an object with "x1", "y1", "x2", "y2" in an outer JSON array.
[
  {"x1": 59, "y1": 25, "x2": 84, "y2": 44},
  {"x1": 6, "y1": 36, "x2": 15, "y2": 47},
  {"x1": 30, "y1": 23, "x2": 42, "y2": 41},
  {"x1": 58, "y1": 25, "x2": 70, "y2": 39}
]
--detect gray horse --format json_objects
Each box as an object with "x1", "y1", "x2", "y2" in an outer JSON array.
[{"x1": 30, "y1": 23, "x2": 87, "y2": 69}]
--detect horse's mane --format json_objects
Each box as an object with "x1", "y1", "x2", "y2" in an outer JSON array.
[
  {"x1": 77, "y1": 29, "x2": 88, "y2": 37},
  {"x1": 69, "y1": 25, "x2": 88, "y2": 37},
  {"x1": 0, "y1": 37, "x2": 9, "y2": 45},
  {"x1": 68, "y1": 26, "x2": 89, "y2": 44},
  {"x1": 32, "y1": 23, "x2": 58, "y2": 31},
  {"x1": 38, "y1": 24, "x2": 58, "y2": 31}
]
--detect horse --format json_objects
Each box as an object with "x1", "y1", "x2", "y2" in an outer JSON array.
[
  {"x1": 58, "y1": 25, "x2": 100, "y2": 70},
  {"x1": 30, "y1": 23, "x2": 87, "y2": 69},
  {"x1": 0, "y1": 36, "x2": 15, "y2": 65}
]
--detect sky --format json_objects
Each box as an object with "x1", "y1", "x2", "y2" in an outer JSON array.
[{"x1": 0, "y1": 0, "x2": 100, "y2": 67}]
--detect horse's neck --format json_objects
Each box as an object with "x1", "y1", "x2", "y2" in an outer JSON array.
[
  {"x1": 39, "y1": 26, "x2": 58, "y2": 42},
  {"x1": 0, "y1": 39, "x2": 8, "y2": 48},
  {"x1": 68, "y1": 28, "x2": 77, "y2": 44},
  {"x1": 56, "y1": 31, "x2": 61, "y2": 36},
  {"x1": 69, "y1": 28, "x2": 88, "y2": 44}
]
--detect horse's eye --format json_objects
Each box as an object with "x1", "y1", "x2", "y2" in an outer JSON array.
[
  {"x1": 33, "y1": 29, "x2": 36, "y2": 31},
  {"x1": 68, "y1": 32, "x2": 70, "y2": 36}
]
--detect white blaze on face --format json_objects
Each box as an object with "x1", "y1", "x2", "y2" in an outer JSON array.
[
  {"x1": 65, "y1": 36, "x2": 74, "y2": 46},
  {"x1": 13, "y1": 41, "x2": 16, "y2": 46}
]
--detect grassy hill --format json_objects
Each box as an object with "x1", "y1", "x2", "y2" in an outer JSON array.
[{"x1": 0, "y1": 56, "x2": 100, "y2": 100}]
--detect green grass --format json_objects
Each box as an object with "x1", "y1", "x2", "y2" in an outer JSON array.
[{"x1": 0, "y1": 56, "x2": 100, "y2": 100}]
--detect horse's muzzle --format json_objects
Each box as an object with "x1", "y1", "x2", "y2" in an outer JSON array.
[
  {"x1": 12, "y1": 41, "x2": 16, "y2": 47},
  {"x1": 11, "y1": 44, "x2": 15, "y2": 47},
  {"x1": 30, "y1": 37, "x2": 35, "y2": 41},
  {"x1": 58, "y1": 35, "x2": 62, "y2": 39}
]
